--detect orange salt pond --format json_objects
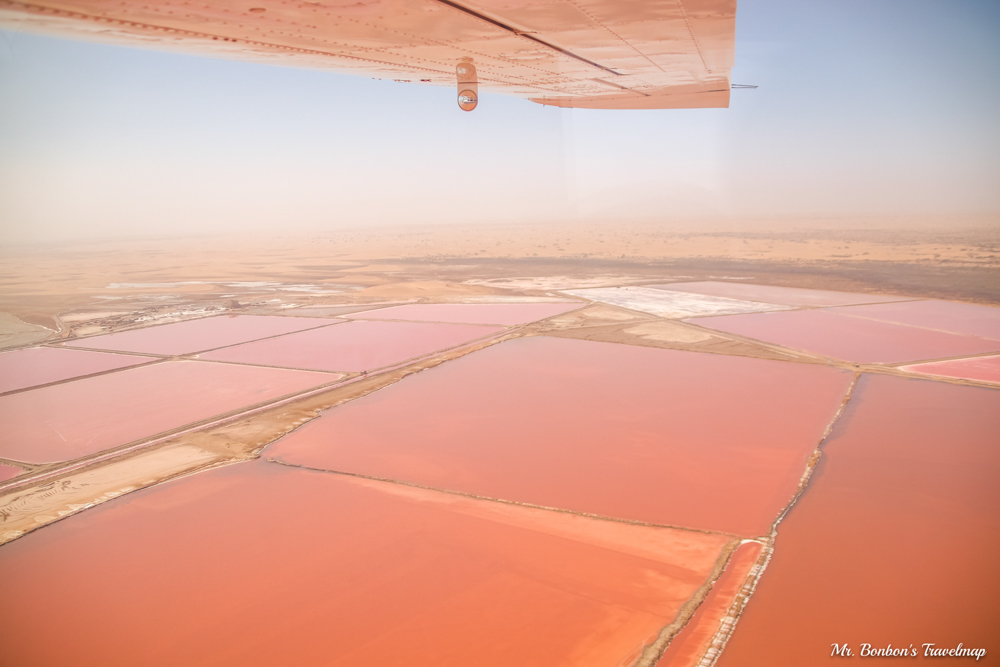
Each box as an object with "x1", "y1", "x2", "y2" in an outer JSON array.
[
  {"x1": 200, "y1": 319, "x2": 503, "y2": 372},
  {"x1": 658, "y1": 541, "x2": 763, "y2": 667},
  {"x1": 902, "y1": 354, "x2": 1000, "y2": 384},
  {"x1": 346, "y1": 302, "x2": 582, "y2": 325},
  {"x1": 268, "y1": 336, "x2": 853, "y2": 536},
  {"x1": 0, "y1": 460, "x2": 733, "y2": 667},
  {"x1": 828, "y1": 299, "x2": 1000, "y2": 340},
  {"x1": 0, "y1": 361, "x2": 337, "y2": 463},
  {"x1": 0, "y1": 346, "x2": 149, "y2": 394},
  {"x1": 65, "y1": 314, "x2": 340, "y2": 355},
  {"x1": 688, "y1": 309, "x2": 1000, "y2": 363},
  {"x1": 716, "y1": 375, "x2": 1000, "y2": 666},
  {"x1": 653, "y1": 281, "x2": 908, "y2": 307}
]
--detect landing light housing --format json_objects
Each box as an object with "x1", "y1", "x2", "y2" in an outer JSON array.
[{"x1": 457, "y1": 62, "x2": 478, "y2": 111}]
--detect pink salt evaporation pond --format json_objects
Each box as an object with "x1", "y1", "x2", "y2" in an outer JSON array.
[
  {"x1": 65, "y1": 314, "x2": 340, "y2": 356},
  {"x1": 901, "y1": 354, "x2": 1000, "y2": 384},
  {"x1": 0, "y1": 460, "x2": 732, "y2": 667},
  {"x1": 268, "y1": 336, "x2": 853, "y2": 537},
  {"x1": 826, "y1": 299, "x2": 1000, "y2": 340},
  {"x1": 687, "y1": 309, "x2": 1000, "y2": 364},
  {"x1": 658, "y1": 541, "x2": 763, "y2": 667},
  {"x1": 346, "y1": 302, "x2": 582, "y2": 326},
  {"x1": 716, "y1": 375, "x2": 1000, "y2": 666},
  {"x1": 201, "y1": 319, "x2": 502, "y2": 372},
  {"x1": 652, "y1": 281, "x2": 909, "y2": 307},
  {"x1": 0, "y1": 361, "x2": 337, "y2": 464},
  {"x1": 0, "y1": 464, "x2": 24, "y2": 483},
  {"x1": 0, "y1": 346, "x2": 149, "y2": 394}
]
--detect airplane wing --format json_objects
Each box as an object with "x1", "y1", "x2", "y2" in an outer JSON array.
[{"x1": 0, "y1": 0, "x2": 736, "y2": 110}]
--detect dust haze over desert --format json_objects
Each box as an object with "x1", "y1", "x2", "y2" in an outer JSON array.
[{"x1": 0, "y1": 1, "x2": 998, "y2": 666}]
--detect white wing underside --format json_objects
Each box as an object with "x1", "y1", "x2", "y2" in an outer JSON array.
[{"x1": 0, "y1": 0, "x2": 736, "y2": 109}]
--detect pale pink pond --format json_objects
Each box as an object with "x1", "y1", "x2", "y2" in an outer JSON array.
[
  {"x1": 653, "y1": 281, "x2": 908, "y2": 307},
  {"x1": 200, "y1": 320, "x2": 503, "y2": 373},
  {"x1": 268, "y1": 336, "x2": 853, "y2": 537},
  {"x1": 902, "y1": 354, "x2": 1000, "y2": 384},
  {"x1": 0, "y1": 463, "x2": 24, "y2": 482},
  {"x1": 0, "y1": 347, "x2": 149, "y2": 394},
  {"x1": 0, "y1": 361, "x2": 337, "y2": 464},
  {"x1": 0, "y1": 460, "x2": 729, "y2": 667},
  {"x1": 827, "y1": 299, "x2": 1000, "y2": 340},
  {"x1": 283, "y1": 305, "x2": 386, "y2": 318},
  {"x1": 687, "y1": 309, "x2": 1000, "y2": 364},
  {"x1": 65, "y1": 315, "x2": 340, "y2": 355},
  {"x1": 345, "y1": 303, "x2": 582, "y2": 325}
]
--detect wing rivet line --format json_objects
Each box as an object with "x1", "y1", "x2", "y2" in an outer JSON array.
[{"x1": 432, "y1": 0, "x2": 623, "y2": 77}]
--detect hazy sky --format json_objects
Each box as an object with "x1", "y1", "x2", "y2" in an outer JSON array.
[{"x1": 1, "y1": 0, "x2": 998, "y2": 243}]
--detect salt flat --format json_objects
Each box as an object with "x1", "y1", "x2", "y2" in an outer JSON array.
[{"x1": 561, "y1": 286, "x2": 791, "y2": 319}]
